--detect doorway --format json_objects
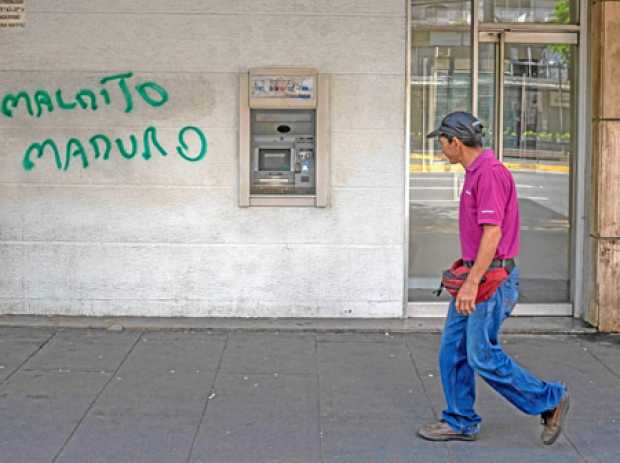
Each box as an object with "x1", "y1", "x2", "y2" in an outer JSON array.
[{"x1": 407, "y1": 0, "x2": 582, "y2": 316}]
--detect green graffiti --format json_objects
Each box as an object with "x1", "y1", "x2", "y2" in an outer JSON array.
[
  {"x1": 64, "y1": 138, "x2": 89, "y2": 171},
  {"x1": 99, "y1": 88, "x2": 111, "y2": 105},
  {"x1": 135, "y1": 81, "x2": 169, "y2": 108},
  {"x1": 90, "y1": 134, "x2": 112, "y2": 160},
  {"x1": 23, "y1": 139, "x2": 62, "y2": 171},
  {"x1": 76, "y1": 89, "x2": 98, "y2": 111},
  {"x1": 176, "y1": 126, "x2": 208, "y2": 162},
  {"x1": 34, "y1": 90, "x2": 54, "y2": 117},
  {"x1": 55, "y1": 89, "x2": 77, "y2": 110},
  {"x1": 2, "y1": 91, "x2": 33, "y2": 117},
  {"x1": 100, "y1": 72, "x2": 134, "y2": 113},
  {"x1": 115, "y1": 134, "x2": 139, "y2": 159},
  {"x1": 142, "y1": 126, "x2": 168, "y2": 160},
  {"x1": 2, "y1": 72, "x2": 170, "y2": 119},
  {"x1": 13, "y1": 73, "x2": 208, "y2": 173},
  {"x1": 22, "y1": 126, "x2": 207, "y2": 172}
]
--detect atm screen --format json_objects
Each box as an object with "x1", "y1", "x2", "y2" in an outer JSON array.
[{"x1": 258, "y1": 149, "x2": 291, "y2": 172}]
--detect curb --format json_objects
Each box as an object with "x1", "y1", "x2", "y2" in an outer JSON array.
[{"x1": 0, "y1": 315, "x2": 597, "y2": 335}]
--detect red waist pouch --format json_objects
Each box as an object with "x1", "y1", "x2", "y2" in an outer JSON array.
[{"x1": 434, "y1": 259, "x2": 509, "y2": 303}]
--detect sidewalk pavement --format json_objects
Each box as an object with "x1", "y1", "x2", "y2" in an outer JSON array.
[{"x1": 0, "y1": 326, "x2": 618, "y2": 463}]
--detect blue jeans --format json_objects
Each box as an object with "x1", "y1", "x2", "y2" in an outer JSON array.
[{"x1": 438, "y1": 266, "x2": 566, "y2": 435}]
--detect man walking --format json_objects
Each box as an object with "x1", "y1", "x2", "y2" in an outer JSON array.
[{"x1": 417, "y1": 112, "x2": 570, "y2": 445}]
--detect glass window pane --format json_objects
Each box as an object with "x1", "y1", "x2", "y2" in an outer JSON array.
[
  {"x1": 503, "y1": 43, "x2": 575, "y2": 302},
  {"x1": 409, "y1": 31, "x2": 471, "y2": 301},
  {"x1": 412, "y1": 0, "x2": 471, "y2": 26},
  {"x1": 478, "y1": 43, "x2": 497, "y2": 151},
  {"x1": 480, "y1": 0, "x2": 578, "y2": 24}
]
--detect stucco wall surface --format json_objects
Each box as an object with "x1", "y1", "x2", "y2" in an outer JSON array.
[{"x1": 0, "y1": 1, "x2": 407, "y2": 317}]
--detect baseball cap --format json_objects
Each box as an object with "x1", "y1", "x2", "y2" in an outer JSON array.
[{"x1": 426, "y1": 111, "x2": 484, "y2": 142}]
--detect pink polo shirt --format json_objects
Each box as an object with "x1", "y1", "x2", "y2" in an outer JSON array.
[{"x1": 459, "y1": 149, "x2": 520, "y2": 261}]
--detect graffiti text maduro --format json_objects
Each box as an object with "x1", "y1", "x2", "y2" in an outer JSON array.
[{"x1": 23, "y1": 125, "x2": 207, "y2": 171}]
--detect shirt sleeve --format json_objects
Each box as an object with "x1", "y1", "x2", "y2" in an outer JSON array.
[{"x1": 475, "y1": 166, "x2": 509, "y2": 226}]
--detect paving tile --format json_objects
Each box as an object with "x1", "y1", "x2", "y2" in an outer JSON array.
[
  {"x1": 403, "y1": 334, "x2": 441, "y2": 372},
  {"x1": 24, "y1": 329, "x2": 139, "y2": 372},
  {"x1": 563, "y1": 418, "x2": 620, "y2": 463},
  {"x1": 0, "y1": 410, "x2": 81, "y2": 463},
  {"x1": 321, "y1": 414, "x2": 453, "y2": 463},
  {"x1": 219, "y1": 332, "x2": 316, "y2": 375},
  {"x1": 578, "y1": 335, "x2": 620, "y2": 379},
  {"x1": 0, "y1": 368, "x2": 109, "y2": 402},
  {"x1": 0, "y1": 328, "x2": 55, "y2": 380},
  {"x1": 55, "y1": 413, "x2": 198, "y2": 463},
  {"x1": 318, "y1": 340, "x2": 432, "y2": 420},
  {"x1": 0, "y1": 369, "x2": 109, "y2": 463},
  {"x1": 189, "y1": 373, "x2": 320, "y2": 463},
  {"x1": 0, "y1": 326, "x2": 56, "y2": 341},
  {"x1": 316, "y1": 332, "x2": 406, "y2": 344},
  {"x1": 91, "y1": 369, "x2": 215, "y2": 419},
  {"x1": 404, "y1": 334, "x2": 448, "y2": 418},
  {"x1": 450, "y1": 445, "x2": 582, "y2": 463},
  {"x1": 120, "y1": 331, "x2": 227, "y2": 375},
  {"x1": 0, "y1": 341, "x2": 48, "y2": 382}
]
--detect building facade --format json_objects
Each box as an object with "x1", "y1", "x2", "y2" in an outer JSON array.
[{"x1": 0, "y1": 1, "x2": 618, "y2": 331}]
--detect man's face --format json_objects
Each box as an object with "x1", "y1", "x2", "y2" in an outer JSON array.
[{"x1": 438, "y1": 135, "x2": 462, "y2": 164}]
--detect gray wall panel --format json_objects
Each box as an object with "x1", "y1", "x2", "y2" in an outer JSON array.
[
  {"x1": 1, "y1": 14, "x2": 241, "y2": 72},
  {"x1": 28, "y1": 0, "x2": 403, "y2": 16},
  {"x1": 0, "y1": 186, "x2": 403, "y2": 245},
  {"x1": 20, "y1": 243, "x2": 402, "y2": 302}
]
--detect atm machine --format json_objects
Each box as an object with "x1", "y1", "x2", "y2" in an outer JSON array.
[{"x1": 239, "y1": 68, "x2": 330, "y2": 207}]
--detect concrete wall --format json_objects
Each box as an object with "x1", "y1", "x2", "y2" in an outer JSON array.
[{"x1": 0, "y1": 1, "x2": 407, "y2": 317}]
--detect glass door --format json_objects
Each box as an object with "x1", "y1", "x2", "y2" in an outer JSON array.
[
  {"x1": 408, "y1": 0, "x2": 581, "y2": 313},
  {"x1": 408, "y1": 30, "x2": 471, "y2": 302},
  {"x1": 476, "y1": 32, "x2": 577, "y2": 302}
]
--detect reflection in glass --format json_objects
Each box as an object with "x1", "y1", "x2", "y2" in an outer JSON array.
[
  {"x1": 478, "y1": 43, "x2": 497, "y2": 151},
  {"x1": 409, "y1": 32, "x2": 471, "y2": 301},
  {"x1": 480, "y1": 0, "x2": 577, "y2": 24},
  {"x1": 502, "y1": 43, "x2": 575, "y2": 301},
  {"x1": 412, "y1": 0, "x2": 471, "y2": 26}
]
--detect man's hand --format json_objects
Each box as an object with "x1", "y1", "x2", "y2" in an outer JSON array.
[
  {"x1": 456, "y1": 278, "x2": 479, "y2": 315},
  {"x1": 456, "y1": 224, "x2": 502, "y2": 315}
]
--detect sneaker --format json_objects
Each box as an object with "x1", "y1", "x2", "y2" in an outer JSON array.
[
  {"x1": 541, "y1": 391, "x2": 570, "y2": 445},
  {"x1": 417, "y1": 421, "x2": 478, "y2": 442}
]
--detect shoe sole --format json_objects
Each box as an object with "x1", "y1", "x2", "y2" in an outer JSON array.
[
  {"x1": 417, "y1": 431, "x2": 477, "y2": 442},
  {"x1": 542, "y1": 395, "x2": 570, "y2": 445}
]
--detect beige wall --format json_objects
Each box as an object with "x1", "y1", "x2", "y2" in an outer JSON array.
[
  {"x1": 0, "y1": 1, "x2": 407, "y2": 317},
  {"x1": 587, "y1": 0, "x2": 620, "y2": 331}
]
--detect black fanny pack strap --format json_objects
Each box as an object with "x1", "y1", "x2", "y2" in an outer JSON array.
[
  {"x1": 462, "y1": 258, "x2": 515, "y2": 270},
  {"x1": 432, "y1": 282, "x2": 444, "y2": 297}
]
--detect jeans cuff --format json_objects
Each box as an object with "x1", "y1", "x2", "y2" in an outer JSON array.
[
  {"x1": 442, "y1": 415, "x2": 480, "y2": 436},
  {"x1": 459, "y1": 423, "x2": 480, "y2": 436}
]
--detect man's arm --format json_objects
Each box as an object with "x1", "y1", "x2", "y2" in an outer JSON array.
[{"x1": 456, "y1": 224, "x2": 502, "y2": 315}]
